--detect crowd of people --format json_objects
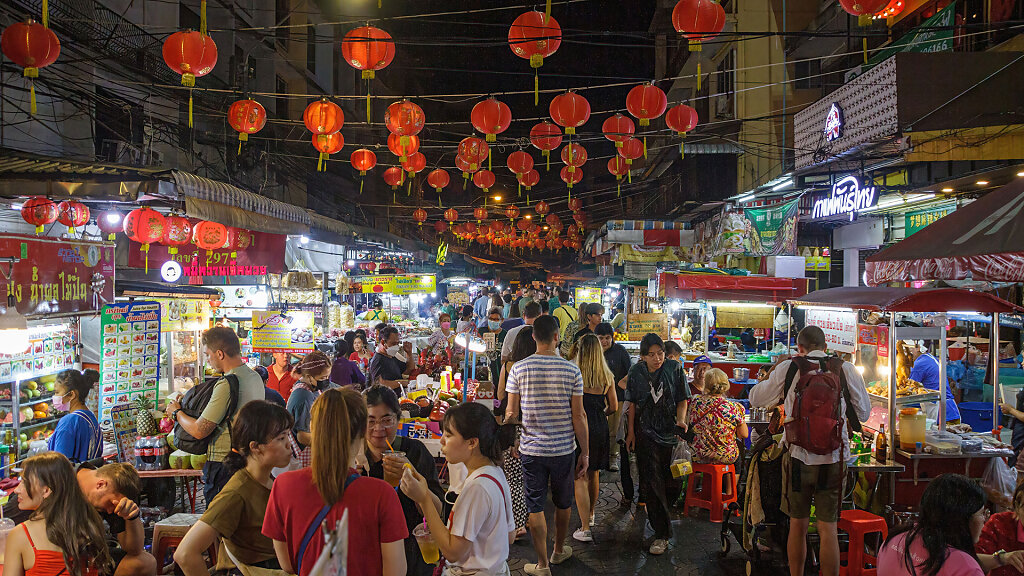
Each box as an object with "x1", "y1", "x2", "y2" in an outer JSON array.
[{"x1": 16, "y1": 285, "x2": 1024, "y2": 576}]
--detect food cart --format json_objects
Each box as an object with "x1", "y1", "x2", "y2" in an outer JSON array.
[{"x1": 787, "y1": 287, "x2": 1019, "y2": 507}]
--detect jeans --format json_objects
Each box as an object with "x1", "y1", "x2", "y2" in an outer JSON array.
[
  {"x1": 202, "y1": 460, "x2": 232, "y2": 505},
  {"x1": 637, "y1": 434, "x2": 675, "y2": 539}
]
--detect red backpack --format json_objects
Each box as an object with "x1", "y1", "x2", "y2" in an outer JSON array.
[{"x1": 783, "y1": 356, "x2": 861, "y2": 455}]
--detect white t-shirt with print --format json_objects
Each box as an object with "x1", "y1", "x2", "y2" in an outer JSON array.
[{"x1": 448, "y1": 464, "x2": 515, "y2": 575}]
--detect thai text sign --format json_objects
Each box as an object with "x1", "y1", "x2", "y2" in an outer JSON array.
[
  {"x1": 812, "y1": 176, "x2": 878, "y2": 220},
  {"x1": 0, "y1": 234, "x2": 114, "y2": 317},
  {"x1": 574, "y1": 287, "x2": 603, "y2": 305},
  {"x1": 626, "y1": 313, "x2": 670, "y2": 341},
  {"x1": 251, "y1": 311, "x2": 315, "y2": 353},
  {"x1": 352, "y1": 275, "x2": 436, "y2": 295},
  {"x1": 806, "y1": 308, "x2": 858, "y2": 353},
  {"x1": 128, "y1": 228, "x2": 286, "y2": 276}
]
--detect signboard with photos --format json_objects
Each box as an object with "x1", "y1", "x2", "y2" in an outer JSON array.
[{"x1": 99, "y1": 302, "x2": 162, "y2": 426}]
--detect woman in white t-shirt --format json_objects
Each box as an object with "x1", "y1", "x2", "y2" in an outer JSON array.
[{"x1": 401, "y1": 402, "x2": 516, "y2": 576}]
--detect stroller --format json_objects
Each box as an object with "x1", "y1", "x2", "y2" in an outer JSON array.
[{"x1": 720, "y1": 430, "x2": 792, "y2": 575}]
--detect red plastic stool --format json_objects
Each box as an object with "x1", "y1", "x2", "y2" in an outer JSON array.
[
  {"x1": 838, "y1": 509, "x2": 888, "y2": 576},
  {"x1": 684, "y1": 463, "x2": 738, "y2": 523}
]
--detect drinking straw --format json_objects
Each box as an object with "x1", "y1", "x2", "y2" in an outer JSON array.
[{"x1": 385, "y1": 436, "x2": 395, "y2": 453}]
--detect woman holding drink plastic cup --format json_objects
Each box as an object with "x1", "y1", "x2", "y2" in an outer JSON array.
[
  {"x1": 400, "y1": 402, "x2": 517, "y2": 576},
  {"x1": 362, "y1": 386, "x2": 444, "y2": 576}
]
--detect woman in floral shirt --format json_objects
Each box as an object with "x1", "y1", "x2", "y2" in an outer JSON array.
[{"x1": 687, "y1": 368, "x2": 749, "y2": 464}]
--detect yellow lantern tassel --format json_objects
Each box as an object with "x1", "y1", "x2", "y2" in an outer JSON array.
[
  {"x1": 643, "y1": 136, "x2": 648, "y2": 159},
  {"x1": 360, "y1": 179, "x2": 364, "y2": 195},
  {"x1": 42, "y1": 0, "x2": 48, "y2": 27},
  {"x1": 438, "y1": 195, "x2": 442, "y2": 208},
  {"x1": 488, "y1": 149, "x2": 492, "y2": 171},
  {"x1": 545, "y1": 150, "x2": 550, "y2": 171},
  {"x1": 366, "y1": 81, "x2": 372, "y2": 124},
  {"x1": 29, "y1": 83, "x2": 37, "y2": 115},
  {"x1": 200, "y1": 0, "x2": 207, "y2": 35},
  {"x1": 518, "y1": 181, "x2": 522, "y2": 197},
  {"x1": 142, "y1": 244, "x2": 150, "y2": 274},
  {"x1": 378, "y1": 0, "x2": 381, "y2": 7},
  {"x1": 534, "y1": 69, "x2": 539, "y2": 106},
  {"x1": 863, "y1": 37, "x2": 868, "y2": 64},
  {"x1": 697, "y1": 61, "x2": 702, "y2": 91},
  {"x1": 627, "y1": 170, "x2": 632, "y2": 184},
  {"x1": 617, "y1": 181, "x2": 621, "y2": 197},
  {"x1": 680, "y1": 141, "x2": 685, "y2": 159},
  {"x1": 188, "y1": 92, "x2": 194, "y2": 128},
  {"x1": 545, "y1": 0, "x2": 551, "y2": 21}
]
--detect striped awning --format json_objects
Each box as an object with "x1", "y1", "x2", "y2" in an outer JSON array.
[
  {"x1": 604, "y1": 220, "x2": 689, "y2": 231},
  {"x1": 171, "y1": 170, "x2": 310, "y2": 227}
]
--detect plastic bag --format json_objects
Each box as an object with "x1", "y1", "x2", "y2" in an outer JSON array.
[
  {"x1": 982, "y1": 456, "x2": 1017, "y2": 509},
  {"x1": 670, "y1": 440, "x2": 693, "y2": 478}
]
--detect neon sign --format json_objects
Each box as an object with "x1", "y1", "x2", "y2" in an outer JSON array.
[
  {"x1": 812, "y1": 175, "x2": 878, "y2": 220},
  {"x1": 824, "y1": 103, "x2": 844, "y2": 142}
]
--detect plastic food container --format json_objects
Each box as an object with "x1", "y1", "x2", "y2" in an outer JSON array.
[
  {"x1": 899, "y1": 408, "x2": 926, "y2": 451},
  {"x1": 925, "y1": 430, "x2": 962, "y2": 455},
  {"x1": 960, "y1": 436, "x2": 983, "y2": 453}
]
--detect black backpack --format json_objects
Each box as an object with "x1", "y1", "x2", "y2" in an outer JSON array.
[{"x1": 174, "y1": 374, "x2": 241, "y2": 455}]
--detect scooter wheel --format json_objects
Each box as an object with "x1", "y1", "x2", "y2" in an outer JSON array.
[{"x1": 720, "y1": 534, "x2": 731, "y2": 554}]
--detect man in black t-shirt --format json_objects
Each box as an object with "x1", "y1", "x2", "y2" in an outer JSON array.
[{"x1": 76, "y1": 459, "x2": 157, "y2": 576}]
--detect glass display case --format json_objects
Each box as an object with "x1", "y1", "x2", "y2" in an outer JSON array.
[{"x1": 162, "y1": 330, "x2": 202, "y2": 395}]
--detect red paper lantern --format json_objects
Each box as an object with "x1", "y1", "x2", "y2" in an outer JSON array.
[
  {"x1": 444, "y1": 208, "x2": 459, "y2": 224},
  {"x1": 455, "y1": 155, "x2": 480, "y2": 176},
  {"x1": 303, "y1": 98, "x2": 344, "y2": 135},
  {"x1": 56, "y1": 200, "x2": 89, "y2": 233},
  {"x1": 518, "y1": 169, "x2": 540, "y2": 190},
  {"x1": 124, "y1": 208, "x2": 166, "y2": 245},
  {"x1": 506, "y1": 151, "x2": 534, "y2": 177},
  {"x1": 476, "y1": 236, "x2": 488, "y2": 245},
  {"x1": 573, "y1": 212, "x2": 587, "y2": 227},
  {"x1": 508, "y1": 11, "x2": 561, "y2": 67},
  {"x1": 433, "y1": 220, "x2": 447, "y2": 234},
  {"x1": 505, "y1": 205, "x2": 520, "y2": 220},
  {"x1": 545, "y1": 213, "x2": 561, "y2": 227},
  {"x1": 568, "y1": 198, "x2": 583, "y2": 212},
  {"x1": 20, "y1": 197, "x2": 57, "y2": 234},
  {"x1": 402, "y1": 152, "x2": 427, "y2": 177},
  {"x1": 489, "y1": 220, "x2": 505, "y2": 234},
  {"x1": 412, "y1": 208, "x2": 428, "y2": 226},
  {"x1": 618, "y1": 138, "x2": 645, "y2": 165},
  {"x1": 463, "y1": 222, "x2": 478, "y2": 235},
  {"x1": 472, "y1": 170, "x2": 496, "y2": 193},
  {"x1": 530, "y1": 121, "x2": 563, "y2": 164},
  {"x1": 227, "y1": 99, "x2": 267, "y2": 148},
  {"x1": 312, "y1": 132, "x2": 344, "y2": 172},
  {"x1": 458, "y1": 137, "x2": 489, "y2": 169},
  {"x1": 517, "y1": 219, "x2": 532, "y2": 231},
  {"x1": 1, "y1": 20, "x2": 60, "y2": 115},
  {"x1": 560, "y1": 166, "x2": 583, "y2": 188},
  {"x1": 428, "y1": 169, "x2": 450, "y2": 191},
  {"x1": 671, "y1": 0, "x2": 726, "y2": 44},
  {"x1": 341, "y1": 26, "x2": 395, "y2": 79},
  {"x1": 608, "y1": 156, "x2": 630, "y2": 178},
  {"x1": 471, "y1": 98, "x2": 512, "y2": 142},
  {"x1": 534, "y1": 239, "x2": 546, "y2": 250},
  {"x1": 602, "y1": 113, "x2": 635, "y2": 148},
  {"x1": 473, "y1": 207, "x2": 488, "y2": 222},
  {"x1": 560, "y1": 143, "x2": 587, "y2": 170},
  {"x1": 626, "y1": 83, "x2": 668, "y2": 127},
  {"x1": 160, "y1": 215, "x2": 191, "y2": 254},
  {"x1": 191, "y1": 220, "x2": 226, "y2": 251},
  {"x1": 388, "y1": 133, "x2": 419, "y2": 162},
  {"x1": 535, "y1": 201, "x2": 550, "y2": 216},
  {"x1": 351, "y1": 149, "x2": 377, "y2": 175},
  {"x1": 382, "y1": 166, "x2": 405, "y2": 189},
  {"x1": 549, "y1": 91, "x2": 590, "y2": 135},
  {"x1": 162, "y1": 30, "x2": 217, "y2": 86},
  {"x1": 839, "y1": 0, "x2": 890, "y2": 16},
  {"x1": 384, "y1": 99, "x2": 425, "y2": 137},
  {"x1": 666, "y1": 104, "x2": 699, "y2": 135}
]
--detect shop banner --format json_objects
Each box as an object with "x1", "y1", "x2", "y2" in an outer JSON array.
[
  {"x1": 128, "y1": 227, "x2": 286, "y2": 276},
  {"x1": 351, "y1": 275, "x2": 436, "y2": 295},
  {"x1": 575, "y1": 287, "x2": 603, "y2": 305},
  {"x1": 865, "y1": 4, "x2": 955, "y2": 69},
  {"x1": 805, "y1": 308, "x2": 858, "y2": 353},
  {"x1": 153, "y1": 299, "x2": 212, "y2": 332},
  {"x1": 715, "y1": 305, "x2": 776, "y2": 330},
  {"x1": 905, "y1": 206, "x2": 955, "y2": 236},
  {"x1": 858, "y1": 324, "x2": 890, "y2": 358},
  {"x1": 743, "y1": 200, "x2": 799, "y2": 256},
  {"x1": 0, "y1": 234, "x2": 115, "y2": 317},
  {"x1": 98, "y1": 302, "x2": 161, "y2": 426},
  {"x1": 626, "y1": 313, "x2": 670, "y2": 341},
  {"x1": 251, "y1": 310, "x2": 315, "y2": 353},
  {"x1": 614, "y1": 245, "x2": 691, "y2": 264},
  {"x1": 394, "y1": 275, "x2": 436, "y2": 295}
]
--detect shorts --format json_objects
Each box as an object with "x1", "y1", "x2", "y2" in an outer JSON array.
[
  {"x1": 781, "y1": 452, "x2": 846, "y2": 523},
  {"x1": 520, "y1": 453, "x2": 575, "y2": 513}
]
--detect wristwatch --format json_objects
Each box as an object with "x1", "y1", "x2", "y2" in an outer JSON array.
[
  {"x1": 172, "y1": 408, "x2": 182, "y2": 421},
  {"x1": 995, "y1": 550, "x2": 1006, "y2": 566}
]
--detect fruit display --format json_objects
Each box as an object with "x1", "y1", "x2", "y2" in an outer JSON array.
[{"x1": 133, "y1": 397, "x2": 159, "y2": 436}]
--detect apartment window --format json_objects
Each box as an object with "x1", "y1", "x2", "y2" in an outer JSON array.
[
  {"x1": 307, "y1": 28, "x2": 317, "y2": 75},
  {"x1": 275, "y1": 0, "x2": 290, "y2": 48}
]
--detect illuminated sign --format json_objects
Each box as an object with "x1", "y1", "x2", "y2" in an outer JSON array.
[
  {"x1": 812, "y1": 175, "x2": 877, "y2": 220},
  {"x1": 824, "y1": 103, "x2": 844, "y2": 142},
  {"x1": 160, "y1": 260, "x2": 182, "y2": 283}
]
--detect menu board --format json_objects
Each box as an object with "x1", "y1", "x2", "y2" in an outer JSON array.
[
  {"x1": 447, "y1": 289, "x2": 471, "y2": 307},
  {"x1": 626, "y1": 313, "x2": 670, "y2": 341},
  {"x1": 154, "y1": 298, "x2": 212, "y2": 332},
  {"x1": 351, "y1": 275, "x2": 436, "y2": 295},
  {"x1": 0, "y1": 325, "x2": 75, "y2": 384},
  {"x1": 574, "y1": 287, "x2": 603, "y2": 305},
  {"x1": 251, "y1": 311, "x2": 315, "y2": 353},
  {"x1": 715, "y1": 305, "x2": 776, "y2": 330},
  {"x1": 109, "y1": 403, "x2": 138, "y2": 462},
  {"x1": 805, "y1": 308, "x2": 858, "y2": 353},
  {"x1": 99, "y1": 302, "x2": 161, "y2": 426}
]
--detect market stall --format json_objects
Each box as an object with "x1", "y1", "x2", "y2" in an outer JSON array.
[
  {"x1": 347, "y1": 273, "x2": 439, "y2": 350},
  {"x1": 787, "y1": 287, "x2": 1019, "y2": 506}
]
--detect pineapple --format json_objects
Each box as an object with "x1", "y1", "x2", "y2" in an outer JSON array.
[{"x1": 133, "y1": 397, "x2": 158, "y2": 436}]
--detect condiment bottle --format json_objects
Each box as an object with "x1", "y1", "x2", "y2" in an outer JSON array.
[{"x1": 874, "y1": 424, "x2": 888, "y2": 462}]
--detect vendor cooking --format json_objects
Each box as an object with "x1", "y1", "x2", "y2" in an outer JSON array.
[
  {"x1": 368, "y1": 326, "x2": 416, "y2": 391},
  {"x1": 904, "y1": 339, "x2": 961, "y2": 423}
]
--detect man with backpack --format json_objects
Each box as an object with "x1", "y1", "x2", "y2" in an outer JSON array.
[
  {"x1": 749, "y1": 326, "x2": 871, "y2": 576},
  {"x1": 552, "y1": 291, "x2": 579, "y2": 352},
  {"x1": 165, "y1": 326, "x2": 264, "y2": 503}
]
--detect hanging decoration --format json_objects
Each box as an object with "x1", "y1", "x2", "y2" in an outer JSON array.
[
  {"x1": 617, "y1": 137, "x2": 645, "y2": 184},
  {"x1": 506, "y1": 150, "x2": 534, "y2": 197},
  {"x1": 412, "y1": 208, "x2": 428, "y2": 227},
  {"x1": 508, "y1": 11, "x2": 562, "y2": 105},
  {"x1": 124, "y1": 207, "x2": 167, "y2": 273},
  {"x1": 20, "y1": 197, "x2": 57, "y2": 234},
  {"x1": 350, "y1": 148, "x2": 377, "y2": 194},
  {"x1": 341, "y1": 26, "x2": 396, "y2": 122},
  {"x1": 384, "y1": 99, "x2": 425, "y2": 160},
  {"x1": 473, "y1": 207, "x2": 488, "y2": 223},
  {"x1": 505, "y1": 205, "x2": 520, "y2": 222},
  {"x1": 559, "y1": 166, "x2": 583, "y2": 192},
  {"x1": 444, "y1": 208, "x2": 459, "y2": 229},
  {"x1": 311, "y1": 132, "x2": 344, "y2": 172},
  {"x1": 471, "y1": 98, "x2": 512, "y2": 145},
  {"x1": 191, "y1": 220, "x2": 227, "y2": 252},
  {"x1": 388, "y1": 133, "x2": 420, "y2": 162},
  {"x1": 549, "y1": 91, "x2": 591, "y2": 135},
  {"x1": 568, "y1": 198, "x2": 583, "y2": 212},
  {"x1": 473, "y1": 170, "x2": 496, "y2": 203},
  {"x1": 626, "y1": 83, "x2": 667, "y2": 158},
  {"x1": 97, "y1": 212, "x2": 122, "y2": 241},
  {"x1": 535, "y1": 201, "x2": 551, "y2": 216},
  {"x1": 56, "y1": 200, "x2": 89, "y2": 234},
  {"x1": 382, "y1": 166, "x2": 405, "y2": 190},
  {"x1": 665, "y1": 103, "x2": 699, "y2": 158},
  {"x1": 402, "y1": 151, "x2": 427, "y2": 179},
  {"x1": 427, "y1": 168, "x2": 450, "y2": 208},
  {"x1": 671, "y1": 0, "x2": 725, "y2": 90},
  {"x1": 839, "y1": 0, "x2": 890, "y2": 16},
  {"x1": 1, "y1": 20, "x2": 60, "y2": 116},
  {"x1": 433, "y1": 220, "x2": 447, "y2": 235},
  {"x1": 530, "y1": 121, "x2": 562, "y2": 170},
  {"x1": 455, "y1": 155, "x2": 480, "y2": 188},
  {"x1": 608, "y1": 156, "x2": 630, "y2": 195},
  {"x1": 227, "y1": 98, "x2": 267, "y2": 154},
  {"x1": 560, "y1": 143, "x2": 587, "y2": 173},
  {"x1": 161, "y1": 215, "x2": 191, "y2": 255},
  {"x1": 458, "y1": 137, "x2": 489, "y2": 171},
  {"x1": 518, "y1": 169, "x2": 540, "y2": 202},
  {"x1": 162, "y1": 25, "x2": 218, "y2": 127},
  {"x1": 601, "y1": 113, "x2": 635, "y2": 148}
]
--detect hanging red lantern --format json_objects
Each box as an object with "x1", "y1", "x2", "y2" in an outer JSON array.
[
  {"x1": 672, "y1": 0, "x2": 726, "y2": 44},
  {"x1": 1, "y1": 20, "x2": 60, "y2": 116},
  {"x1": 125, "y1": 207, "x2": 167, "y2": 271},
  {"x1": 444, "y1": 208, "x2": 459, "y2": 226},
  {"x1": 56, "y1": 200, "x2": 89, "y2": 234},
  {"x1": 458, "y1": 137, "x2": 489, "y2": 170},
  {"x1": 341, "y1": 26, "x2": 395, "y2": 79},
  {"x1": 509, "y1": 11, "x2": 562, "y2": 105},
  {"x1": 190, "y1": 220, "x2": 226, "y2": 251},
  {"x1": 473, "y1": 207, "x2": 488, "y2": 222},
  {"x1": 412, "y1": 208, "x2": 428, "y2": 227},
  {"x1": 463, "y1": 222, "x2": 478, "y2": 235},
  {"x1": 20, "y1": 197, "x2": 57, "y2": 234},
  {"x1": 549, "y1": 91, "x2": 591, "y2": 135},
  {"x1": 161, "y1": 215, "x2": 192, "y2": 255},
  {"x1": 455, "y1": 155, "x2": 480, "y2": 178},
  {"x1": 433, "y1": 220, "x2": 447, "y2": 234},
  {"x1": 472, "y1": 170, "x2": 496, "y2": 193},
  {"x1": 311, "y1": 132, "x2": 344, "y2": 172},
  {"x1": 384, "y1": 99, "x2": 425, "y2": 137},
  {"x1": 626, "y1": 83, "x2": 668, "y2": 127},
  {"x1": 476, "y1": 236, "x2": 488, "y2": 245},
  {"x1": 382, "y1": 166, "x2": 405, "y2": 189},
  {"x1": 666, "y1": 104, "x2": 699, "y2": 135},
  {"x1": 388, "y1": 133, "x2": 419, "y2": 162},
  {"x1": 505, "y1": 205, "x2": 520, "y2": 221},
  {"x1": 530, "y1": 121, "x2": 563, "y2": 170},
  {"x1": 518, "y1": 170, "x2": 540, "y2": 198},
  {"x1": 568, "y1": 198, "x2": 583, "y2": 212},
  {"x1": 471, "y1": 98, "x2": 512, "y2": 143},
  {"x1": 351, "y1": 149, "x2": 377, "y2": 175},
  {"x1": 402, "y1": 152, "x2": 427, "y2": 178},
  {"x1": 303, "y1": 98, "x2": 344, "y2": 136},
  {"x1": 96, "y1": 212, "x2": 122, "y2": 241},
  {"x1": 535, "y1": 201, "x2": 550, "y2": 216},
  {"x1": 227, "y1": 98, "x2": 266, "y2": 153},
  {"x1": 489, "y1": 220, "x2": 504, "y2": 234},
  {"x1": 162, "y1": 29, "x2": 217, "y2": 127},
  {"x1": 427, "y1": 169, "x2": 450, "y2": 191},
  {"x1": 534, "y1": 239, "x2": 546, "y2": 250},
  {"x1": 560, "y1": 166, "x2": 583, "y2": 189},
  {"x1": 517, "y1": 218, "x2": 532, "y2": 231},
  {"x1": 839, "y1": 0, "x2": 890, "y2": 16},
  {"x1": 602, "y1": 113, "x2": 635, "y2": 148},
  {"x1": 618, "y1": 138, "x2": 645, "y2": 165},
  {"x1": 573, "y1": 212, "x2": 587, "y2": 227},
  {"x1": 506, "y1": 151, "x2": 534, "y2": 177},
  {"x1": 545, "y1": 213, "x2": 561, "y2": 228},
  {"x1": 560, "y1": 143, "x2": 587, "y2": 172},
  {"x1": 608, "y1": 157, "x2": 630, "y2": 194}
]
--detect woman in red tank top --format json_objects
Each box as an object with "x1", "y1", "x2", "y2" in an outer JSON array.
[{"x1": 5, "y1": 453, "x2": 111, "y2": 576}]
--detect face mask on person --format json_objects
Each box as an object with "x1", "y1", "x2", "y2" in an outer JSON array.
[
  {"x1": 52, "y1": 393, "x2": 71, "y2": 412},
  {"x1": 488, "y1": 320, "x2": 501, "y2": 330},
  {"x1": 441, "y1": 321, "x2": 451, "y2": 330}
]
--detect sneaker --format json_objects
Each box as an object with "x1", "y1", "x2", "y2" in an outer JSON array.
[
  {"x1": 649, "y1": 539, "x2": 668, "y2": 555},
  {"x1": 609, "y1": 461, "x2": 620, "y2": 471},
  {"x1": 550, "y1": 545, "x2": 573, "y2": 564},
  {"x1": 524, "y1": 564, "x2": 552, "y2": 576},
  {"x1": 573, "y1": 528, "x2": 593, "y2": 542}
]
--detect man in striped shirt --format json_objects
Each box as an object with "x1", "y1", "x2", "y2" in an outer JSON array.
[{"x1": 506, "y1": 315, "x2": 589, "y2": 576}]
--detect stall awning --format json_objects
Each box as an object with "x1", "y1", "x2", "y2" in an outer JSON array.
[
  {"x1": 607, "y1": 229, "x2": 695, "y2": 246},
  {"x1": 170, "y1": 170, "x2": 312, "y2": 231},
  {"x1": 661, "y1": 272, "x2": 808, "y2": 303},
  {"x1": 787, "y1": 287, "x2": 1022, "y2": 313},
  {"x1": 865, "y1": 179, "x2": 1024, "y2": 285}
]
